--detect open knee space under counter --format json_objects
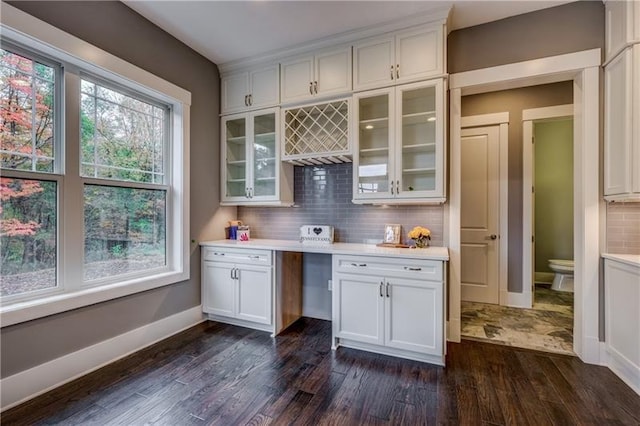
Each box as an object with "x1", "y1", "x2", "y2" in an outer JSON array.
[{"x1": 200, "y1": 239, "x2": 448, "y2": 365}]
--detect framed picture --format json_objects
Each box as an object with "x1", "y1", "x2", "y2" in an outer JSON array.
[{"x1": 383, "y1": 224, "x2": 401, "y2": 244}]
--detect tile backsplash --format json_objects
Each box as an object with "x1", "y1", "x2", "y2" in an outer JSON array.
[
  {"x1": 238, "y1": 163, "x2": 444, "y2": 245},
  {"x1": 606, "y1": 202, "x2": 640, "y2": 254}
]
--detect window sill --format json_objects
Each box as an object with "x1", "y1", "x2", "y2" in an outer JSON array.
[{"x1": 0, "y1": 269, "x2": 189, "y2": 327}]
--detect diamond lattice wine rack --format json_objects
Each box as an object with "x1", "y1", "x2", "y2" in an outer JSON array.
[{"x1": 282, "y1": 99, "x2": 352, "y2": 165}]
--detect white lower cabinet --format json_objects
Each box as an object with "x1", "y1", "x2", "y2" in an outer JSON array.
[
  {"x1": 604, "y1": 256, "x2": 640, "y2": 394},
  {"x1": 202, "y1": 247, "x2": 273, "y2": 331},
  {"x1": 332, "y1": 255, "x2": 445, "y2": 364}
]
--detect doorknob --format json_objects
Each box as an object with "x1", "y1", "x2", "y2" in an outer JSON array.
[{"x1": 487, "y1": 234, "x2": 498, "y2": 240}]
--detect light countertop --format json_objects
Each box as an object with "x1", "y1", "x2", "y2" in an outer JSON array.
[
  {"x1": 200, "y1": 239, "x2": 449, "y2": 261},
  {"x1": 602, "y1": 253, "x2": 640, "y2": 268}
]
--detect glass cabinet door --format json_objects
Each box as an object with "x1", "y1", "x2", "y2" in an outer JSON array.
[
  {"x1": 398, "y1": 83, "x2": 437, "y2": 195},
  {"x1": 224, "y1": 116, "x2": 247, "y2": 198},
  {"x1": 355, "y1": 90, "x2": 393, "y2": 198},
  {"x1": 251, "y1": 111, "x2": 277, "y2": 198}
]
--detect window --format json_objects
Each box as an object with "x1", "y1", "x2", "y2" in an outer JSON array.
[
  {"x1": 0, "y1": 14, "x2": 190, "y2": 326},
  {"x1": 80, "y1": 78, "x2": 168, "y2": 282},
  {"x1": 1, "y1": 47, "x2": 60, "y2": 298}
]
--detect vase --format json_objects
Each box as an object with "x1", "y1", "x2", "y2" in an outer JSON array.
[{"x1": 414, "y1": 238, "x2": 429, "y2": 248}]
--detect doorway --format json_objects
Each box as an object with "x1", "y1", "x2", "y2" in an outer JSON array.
[
  {"x1": 522, "y1": 105, "x2": 574, "y2": 307},
  {"x1": 448, "y1": 49, "x2": 602, "y2": 364}
]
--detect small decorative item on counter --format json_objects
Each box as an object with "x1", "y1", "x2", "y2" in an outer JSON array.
[
  {"x1": 408, "y1": 226, "x2": 431, "y2": 248},
  {"x1": 383, "y1": 224, "x2": 401, "y2": 245},
  {"x1": 300, "y1": 225, "x2": 334, "y2": 244},
  {"x1": 237, "y1": 226, "x2": 250, "y2": 241},
  {"x1": 228, "y1": 220, "x2": 243, "y2": 240}
]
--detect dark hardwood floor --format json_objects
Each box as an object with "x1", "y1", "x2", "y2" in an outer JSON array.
[{"x1": 2, "y1": 318, "x2": 639, "y2": 425}]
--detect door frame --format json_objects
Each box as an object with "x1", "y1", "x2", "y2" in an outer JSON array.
[
  {"x1": 460, "y1": 113, "x2": 509, "y2": 305},
  {"x1": 448, "y1": 49, "x2": 602, "y2": 365},
  {"x1": 522, "y1": 104, "x2": 574, "y2": 308}
]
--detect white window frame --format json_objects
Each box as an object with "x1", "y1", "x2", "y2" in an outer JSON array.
[{"x1": 0, "y1": 4, "x2": 191, "y2": 327}]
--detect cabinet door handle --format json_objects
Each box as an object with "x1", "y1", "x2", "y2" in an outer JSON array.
[
  {"x1": 396, "y1": 64, "x2": 400, "y2": 79},
  {"x1": 309, "y1": 81, "x2": 313, "y2": 95},
  {"x1": 380, "y1": 281, "x2": 384, "y2": 297},
  {"x1": 244, "y1": 95, "x2": 248, "y2": 106},
  {"x1": 314, "y1": 81, "x2": 318, "y2": 94},
  {"x1": 248, "y1": 94, "x2": 252, "y2": 105},
  {"x1": 397, "y1": 180, "x2": 400, "y2": 194},
  {"x1": 390, "y1": 65, "x2": 394, "y2": 80},
  {"x1": 249, "y1": 187, "x2": 253, "y2": 198},
  {"x1": 386, "y1": 283, "x2": 390, "y2": 298},
  {"x1": 230, "y1": 268, "x2": 234, "y2": 279},
  {"x1": 390, "y1": 180, "x2": 394, "y2": 195},
  {"x1": 404, "y1": 266, "x2": 422, "y2": 271}
]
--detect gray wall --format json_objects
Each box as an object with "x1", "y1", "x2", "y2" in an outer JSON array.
[
  {"x1": 448, "y1": 1, "x2": 605, "y2": 73},
  {"x1": 1, "y1": 1, "x2": 232, "y2": 378},
  {"x1": 452, "y1": 0, "x2": 604, "y2": 292},
  {"x1": 462, "y1": 82, "x2": 574, "y2": 292},
  {"x1": 534, "y1": 119, "x2": 574, "y2": 273}
]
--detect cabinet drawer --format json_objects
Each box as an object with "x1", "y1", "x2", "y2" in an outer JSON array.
[
  {"x1": 202, "y1": 247, "x2": 272, "y2": 265},
  {"x1": 334, "y1": 255, "x2": 442, "y2": 281}
]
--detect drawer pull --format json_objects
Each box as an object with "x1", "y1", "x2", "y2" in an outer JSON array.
[
  {"x1": 350, "y1": 263, "x2": 367, "y2": 267},
  {"x1": 248, "y1": 255, "x2": 261, "y2": 260},
  {"x1": 404, "y1": 266, "x2": 422, "y2": 271},
  {"x1": 214, "y1": 252, "x2": 225, "y2": 256}
]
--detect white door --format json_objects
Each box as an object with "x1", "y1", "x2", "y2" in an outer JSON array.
[
  {"x1": 221, "y1": 72, "x2": 248, "y2": 114},
  {"x1": 385, "y1": 278, "x2": 442, "y2": 355},
  {"x1": 280, "y1": 55, "x2": 314, "y2": 104},
  {"x1": 236, "y1": 265, "x2": 272, "y2": 325},
  {"x1": 202, "y1": 261, "x2": 235, "y2": 317},
  {"x1": 353, "y1": 35, "x2": 394, "y2": 91},
  {"x1": 249, "y1": 65, "x2": 279, "y2": 110},
  {"x1": 460, "y1": 126, "x2": 500, "y2": 304},
  {"x1": 315, "y1": 47, "x2": 352, "y2": 97},
  {"x1": 395, "y1": 26, "x2": 440, "y2": 84},
  {"x1": 334, "y1": 273, "x2": 384, "y2": 345}
]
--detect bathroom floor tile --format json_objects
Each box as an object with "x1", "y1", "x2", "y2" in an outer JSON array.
[{"x1": 461, "y1": 286, "x2": 574, "y2": 355}]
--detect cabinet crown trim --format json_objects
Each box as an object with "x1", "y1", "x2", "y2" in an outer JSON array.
[{"x1": 218, "y1": 9, "x2": 450, "y2": 74}]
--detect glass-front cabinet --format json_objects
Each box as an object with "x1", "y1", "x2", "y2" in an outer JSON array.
[
  {"x1": 352, "y1": 79, "x2": 445, "y2": 203},
  {"x1": 221, "y1": 108, "x2": 293, "y2": 205}
]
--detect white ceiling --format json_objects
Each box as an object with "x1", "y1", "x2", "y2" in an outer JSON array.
[{"x1": 123, "y1": 0, "x2": 573, "y2": 66}]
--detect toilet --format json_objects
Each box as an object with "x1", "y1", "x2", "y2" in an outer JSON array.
[{"x1": 548, "y1": 259, "x2": 574, "y2": 292}]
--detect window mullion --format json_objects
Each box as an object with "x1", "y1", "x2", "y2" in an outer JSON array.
[{"x1": 61, "y1": 71, "x2": 83, "y2": 292}]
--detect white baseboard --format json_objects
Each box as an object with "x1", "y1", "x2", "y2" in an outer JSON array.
[
  {"x1": 506, "y1": 291, "x2": 531, "y2": 308},
  {"x1": 606, "y1": 347, "x2": 640, "y2": 395},
  {"x1": 447, "y1": 318, "x2": 461, "y2": 343},
  {"x1": 1, "y1": 306, "x2": 205, "y2": 412},
  {"x1": 579, "y1": 335, "x2": 602, "y2": 365}
]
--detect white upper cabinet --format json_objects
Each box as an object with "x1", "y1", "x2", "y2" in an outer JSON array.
[
  {"x1": 605, "y1": 0, "x2": 640, "y2": 61},
  {"x1": 353, "y1": 23, "x2": 444, "y2": 92},
  {"x1": 221, "y1": 108, "x2": 294, "y2": 206},
  {"x1": 604, "y1": 44, "x2": 640, "y2": 200},
  {"x1": 352, "y1": 79, "x2": 446, "y2": 204},
  {"x1": 280, "y1": 46, "x2": 352, "y2": 104},
  {"x1": 221, "y1": 63, "x2": 279, "y2": 115}
]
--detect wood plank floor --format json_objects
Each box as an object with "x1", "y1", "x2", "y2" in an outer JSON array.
[{"x1": 2, "y1": 318, "x2": 639, "y2": 425}]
